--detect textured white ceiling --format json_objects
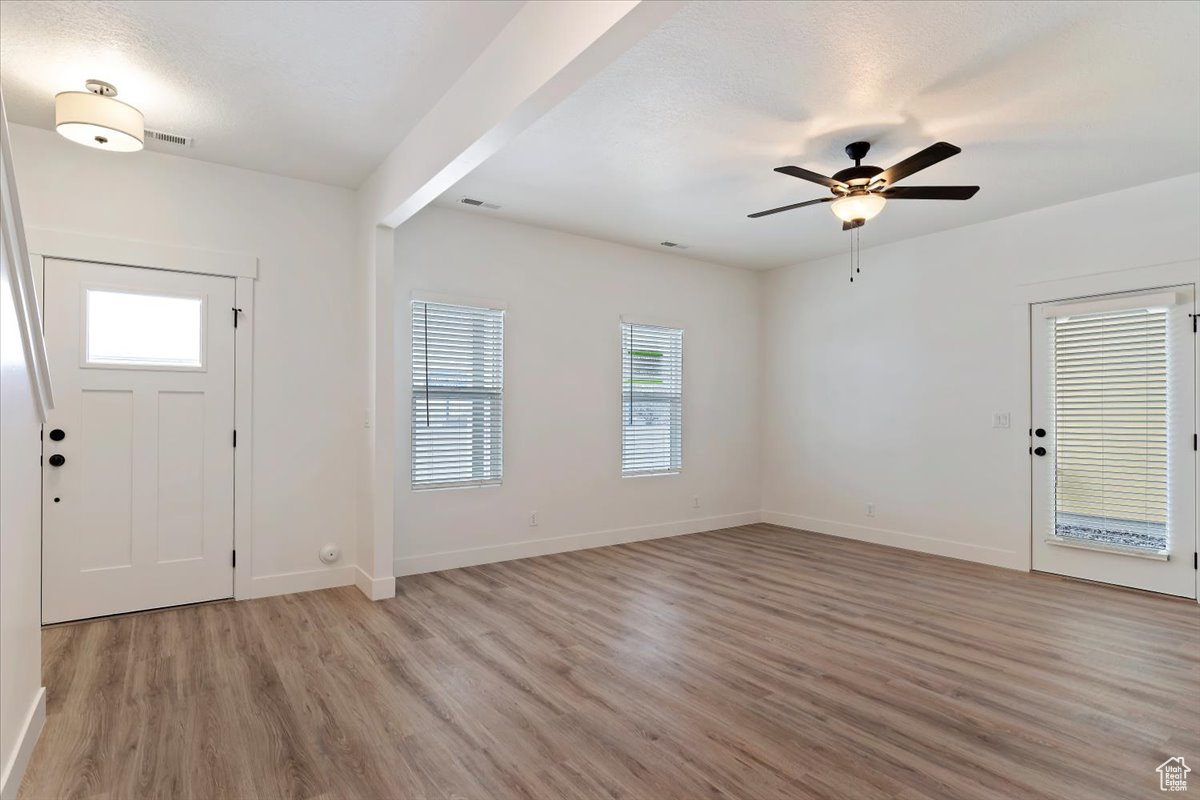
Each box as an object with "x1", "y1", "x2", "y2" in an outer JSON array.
[
  {"x1": 439, "y1": 0, "x2": 1200, "y2": 269},
  {"x1": 0, "y1": 0, "x2": 522, "y2": 187}
]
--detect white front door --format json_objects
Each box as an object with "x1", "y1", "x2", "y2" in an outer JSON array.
[
  {"x1": 41, "y1": 259, "x2": 236, "y2": 623},
  {"x1": 1031, "y1": 285, "x2": 1196, "y2": 598}
]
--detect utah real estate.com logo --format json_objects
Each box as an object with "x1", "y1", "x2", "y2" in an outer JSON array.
[{"x1": 1158, "y1": 757, "x2": 1190, "y2": 792}]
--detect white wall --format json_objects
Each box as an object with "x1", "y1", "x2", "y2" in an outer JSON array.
[
  {"x1": 8, "y1": 124, "x2": 363, "y2": 593},
  {"x1": 0, "y1": 191, "x2": 45, "y2": 800},
  {"x1": 392, "y1": 206, "x2": 760, "y2": 573},
  {"x1": 761, "y1": 174, "x2": 1200, "y2": 569}
]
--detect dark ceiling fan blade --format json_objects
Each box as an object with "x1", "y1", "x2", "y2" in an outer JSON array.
[
  {"x1": 747, "y1": 196, "x2": 834, "y2": 218},
  {"x1": 876, "y1": 142, "x2": 961, "y2": 186},
  {"x1": 880, "y1": 185, "x2": 979, "y2": 200},
  {"x1": 774, "y1": 165, "x2": 847, "y2": 189}
]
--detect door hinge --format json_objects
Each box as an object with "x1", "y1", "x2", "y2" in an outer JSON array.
[
  {"x1": 1194, "y1": 433, "x2": 1198, "y2": 451},
  {"x1": 1191, "y1": 313, "x2": 1198, "y2": 333},
  {"x1": 233, "y1": 307, "x2": 243, "y2": 328},
  {"x1": 1194, "y1": 551, "x2": 1197, "y2": 570},
  {"x1": 233, "y1": 429, "x2": 237, "y2": 447},
  {"x1": 232, "y1": 550, "x2": 237, "y2": 568}
]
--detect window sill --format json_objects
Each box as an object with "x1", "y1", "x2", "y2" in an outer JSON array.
[
  {"x1": 621, "y1": 471, "x2": 680, "y2": 479},
  {"x1": 1044, "y1": 537, "x2": 1169, "y2": 561},
  {"x1": 412, "y1": 481, "x2": 503, "y2": 493}
]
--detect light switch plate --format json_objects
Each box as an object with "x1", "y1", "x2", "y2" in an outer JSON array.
[{"x1": 992, "y1": 412, "x2": 1011, "y2": 429}]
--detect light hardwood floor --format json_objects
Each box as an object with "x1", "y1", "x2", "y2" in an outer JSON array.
[{"x1": 19, "y1": 523, "x2": 1200, "y2": 800}]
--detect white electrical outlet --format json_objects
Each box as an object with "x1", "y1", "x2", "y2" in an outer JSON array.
[
  {"x1": 866, "y1": 503, "x2": 876, "y2": 518},
  {"x1": 992, "y1": 412, "x2": 1011, "y2": 429},
  {"x1": 692, "y1": 495, "x2": 700, "y2": 509},
  {"x1": 529, "y1": 511, "x2": 538, "y2": 527}
]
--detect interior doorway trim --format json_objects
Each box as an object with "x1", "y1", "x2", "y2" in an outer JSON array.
[
  {"x1": 1014, "y1": 258, "x2": 1199, "y2": 602},
  {"x1": 29, "y1": 230, "x2": 256, "y2": 601}
]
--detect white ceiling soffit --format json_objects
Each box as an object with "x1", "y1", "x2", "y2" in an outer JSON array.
[
  {"x1": 439, "y1": 0, "x2": 1200, "y2": 270},
  {"x1": 0, "y1": 0, "x2": 524, "y2": 187}
]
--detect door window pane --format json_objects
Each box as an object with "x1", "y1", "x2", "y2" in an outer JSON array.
[
  {"x1": 1052, "y1": 307, "x2": 1167, "y2": 551},
  {"x1": 86, "y1": 289, "x2": 204, "y2": 368}
]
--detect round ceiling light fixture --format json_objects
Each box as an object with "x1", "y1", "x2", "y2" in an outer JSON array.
[
  {"x1": 830, "y1": 192, "x2": 887, "y2": 224},
  {"x1": 55, "y1": 80, "x2": 144, "y2": 152}
]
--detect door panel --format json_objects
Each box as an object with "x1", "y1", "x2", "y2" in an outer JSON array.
[
  {"x1": 78, "y1": 388, "x2": 135, "y2": 570},
  {"x1": 42, "y1": 259, "x2": 235, "y2": 623},
  {"x1": 1031, "y1": 285, "x2": 1196, "y2": 598},
  {"x1": 157, "y1": 391, "x2": 207, "y2": 562}
]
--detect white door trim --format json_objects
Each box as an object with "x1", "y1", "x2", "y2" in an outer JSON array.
[
  {"x1": 26, "y1": 227, "x2": 257, "y2": 279},
  {"x1": 1013, "y1": 259, "x2": 1199, "y2": 603},
  {"x1": 31, "y1": 231, "x2": 256, "y2": 602}
]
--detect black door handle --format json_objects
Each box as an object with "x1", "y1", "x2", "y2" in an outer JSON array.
[
  {"x1": 1034, "y1": 428, "x2": 1046, "y2": 438},
  {"x1": 48, "y1": 454, "x2": 66, "y2": 467},
  {"x1": 1033, "y1": 447, "x2": 1046, "y2": 457},
  {"x1": 49, "y1": 428, "x2": 66, "y2": 441}
]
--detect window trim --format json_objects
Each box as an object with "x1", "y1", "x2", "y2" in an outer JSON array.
[
  {"x1": 410, "y1": 299, "x2": 505, "y2": 491},
  {"x1": 620, "y1": 319, "x2": 683, "y2": 478}
]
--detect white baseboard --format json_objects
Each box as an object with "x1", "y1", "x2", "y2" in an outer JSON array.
[
  {"x1": 761, "y1": 511, "x2": 1027, "y2": 570},
  {"x1": 0, "y1": 687, "x2": 45, "y2": 800},
  {"x1": 248, "y1": 565, "x2": 355, "y2": 599},
  {"x1": 354, "y1": 566, "x2": 396, "y2": 601},
  {"x1": 394, "y1": 511, "x2": 762, "y2": 576}
]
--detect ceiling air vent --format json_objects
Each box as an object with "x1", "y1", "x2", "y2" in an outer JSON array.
[
  {"x1": 659, "y1": 241, "x2": 688, "y2": 249},
  {"x1": 144, "y1": 129, "x2": 193, "y2": 147},
  {"x1": 459, "y1": 197, "x2": 501, "y2": 209}
]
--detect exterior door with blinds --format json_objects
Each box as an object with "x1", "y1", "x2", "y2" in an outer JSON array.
[{"x1": 1031, "y1": 286, "x2": 1196, "y2": 598}]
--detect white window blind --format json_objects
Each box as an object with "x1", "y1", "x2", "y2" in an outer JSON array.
[
  {"x1": 1051, "y1": 306, "x2": 1168, "y2": 551},
  {"x1": 622, "y1": 323, "x2": 682, "y2": 476},
  {"x1": 411, "y1": 301, "x2": 503, "y2": 489}
]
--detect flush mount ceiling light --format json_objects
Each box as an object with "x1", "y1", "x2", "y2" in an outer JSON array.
[{"x1": 55, "y1": 80, "x2": 144, "y2": 152}]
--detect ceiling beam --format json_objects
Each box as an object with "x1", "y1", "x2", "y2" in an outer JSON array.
[{"x1": 358, "y1": 0, "x2": 682, "y2": 229}]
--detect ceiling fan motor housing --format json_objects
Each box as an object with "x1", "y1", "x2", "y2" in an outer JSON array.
[
  {"x1": 834, "y1": 141, "x2": 883, "y2": 189},
  {"x1": 830, "y1": 165, "x2": 883, "y2": 189}
]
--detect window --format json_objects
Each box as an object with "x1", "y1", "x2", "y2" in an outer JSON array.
[
  {"x1": 85, "y1": 288, "x2": 204, "y2": 368},
  {"x1": 1052, "y1": 305, "x2": 1168, "y2": 551},
  {"x1": 622, "y1": 322, "x2": 682, "y2": 476},
  {"x1": 411, "y1": 301, "x2": 504, "y2": 489}
]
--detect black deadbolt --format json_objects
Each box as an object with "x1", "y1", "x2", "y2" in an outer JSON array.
[
  {"x1": 48, "y1": 454, "x2": 66, "y2": 467},
  {"x1": 1034, "y1": 428, "x2": 1046, "y2": 438},
  {"x1": 49, "y1": 428, "x2": 66, "y2": 441},
  {"x1": 1033, "y1": 447, "x2": 1047, "y2": 457}
]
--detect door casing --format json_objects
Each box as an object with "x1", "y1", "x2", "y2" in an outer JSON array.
[
  {"x1": 1029, "y1": 286, "x2": 1195, "y2": 597},
  {"x1": 1017, "y1": 261, "x2": 1199, "y2": 603},
  {"x1": 29, "y1": 230, "x2": 256, "y2": 605}
]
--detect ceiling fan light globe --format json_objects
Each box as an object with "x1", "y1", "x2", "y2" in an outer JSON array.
[{"x1": 831, "y1": 193, "x2": 886, "y2": 223}]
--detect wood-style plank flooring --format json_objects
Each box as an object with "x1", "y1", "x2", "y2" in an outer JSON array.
[{"x1": 20, "y1": 524, "x2": 1200, "y2": 800}]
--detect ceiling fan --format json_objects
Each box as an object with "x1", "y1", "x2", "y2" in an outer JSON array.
[{"x1": 748, "y1": 141, "x2": 979, "y2": 229}]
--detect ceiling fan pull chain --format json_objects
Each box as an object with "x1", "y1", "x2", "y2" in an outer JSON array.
[{"x1": 856, "y1": 227, "x2": 861, "y2": 274}]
